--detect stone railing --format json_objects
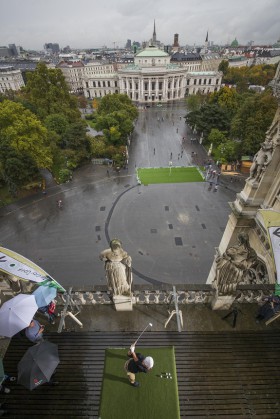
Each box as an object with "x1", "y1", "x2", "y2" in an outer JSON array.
[
  {"x1": 0, "y1": 279, "x2": 275, "y2": 307},
  {"x1": 60, "y1": 283, "x2": 275, "y2": 306}
]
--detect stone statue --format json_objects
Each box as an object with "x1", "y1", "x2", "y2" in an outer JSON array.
[
  {"x1": 248, "y1": 141, "x2": 273, "y2": 183},
  {"x1": 213, "y1": 233, "x2": 258, "y2": 295},
  {"x1": 99, "y1": 239, "x2": 132, "y2": 296}
]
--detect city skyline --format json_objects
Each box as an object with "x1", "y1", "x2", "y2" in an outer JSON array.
[{"x1": 1, "y1": 0, "x2": 279, "y2": 50}]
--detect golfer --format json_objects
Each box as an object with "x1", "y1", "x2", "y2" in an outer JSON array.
[{"x1": 124, "y1": 344, "x2": 154, "y2": 387}]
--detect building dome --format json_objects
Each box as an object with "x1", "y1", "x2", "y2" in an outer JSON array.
[{"x1": 136, "y1": 45, "x2": 169, "y2": 58}]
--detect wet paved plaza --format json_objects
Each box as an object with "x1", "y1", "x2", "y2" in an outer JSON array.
[{"x1": 0, "y1": 103, "x2": 237, "y2": 288}]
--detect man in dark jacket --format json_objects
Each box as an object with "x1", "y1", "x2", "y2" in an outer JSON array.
[{"x1": 124, "y1": 344, "x2": 154, "y2": 387}]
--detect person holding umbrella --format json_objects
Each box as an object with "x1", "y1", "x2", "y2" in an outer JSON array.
[
  {"x1": 124, "y1": 343, "x2": 154, "y2": 387},
  {"x1": 25, "y1": 319, "x2": 45, "y2": 343},
  {"x1": 0, "y1": 294, "x2": 38, "y2": 338},
  {"x1": 17, "y1": 341, "x2": 60, "y2": 390}
]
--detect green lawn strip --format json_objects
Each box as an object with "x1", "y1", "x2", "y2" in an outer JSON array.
[
  {"x1": 99, "y1": 347, "x2": 180, "y2": 419},
  {"x1": 137, "y1": 167, "x2": 204, "y2": 185}
]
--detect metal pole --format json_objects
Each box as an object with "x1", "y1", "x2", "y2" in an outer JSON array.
[
  {"x1": 57, "y1": 287, "x2": 72, "y2": 333},
  {"x1": 173, "y1": 286, "x2": 182, "y2": 333}
]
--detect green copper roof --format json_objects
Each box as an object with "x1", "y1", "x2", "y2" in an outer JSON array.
[{"x1": 136, "y1": 46, "x2": 169, "y2": 58}]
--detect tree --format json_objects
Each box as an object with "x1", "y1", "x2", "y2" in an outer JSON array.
[
  {"x1": 97, "y1": 93, "x2": 138, "y2": 120},
  {"x1": 217, "y1": 140, "x2": 238, "y2": 163},
  {"x1": 44, "y1": 113, "x2": 69, "y2": 136},
  {"x1": 0, "y1": 100, "x2": 52, "y2": 168},
  {"x1": 230, "y1": 90, "x2": 277, "y2": 155},
  {"x1": 186, "y1": 93, "x2": 206, "y2": 112},
  {"x1": 77, "y1": 95, "x2": 87, "y2": 110},
  {"x1": 186, "y1": 104, "x2": 231, "y2": 139},
  {"x1": 92, "y1": 98, "x2": 99, "y2": 110},
  {"x1": 208, "y1": 129, "x2": 228, "y2": 147},
  {"x1": 22, "y1": 62, "x2": 80, "y2": 121},
  {"x1": 93, "y1": 95, "x2": 137, "y2": 147},
  {"x1": 208, "y1": 86, "x2": 239, "y2": 115},
  {"x1": 218, "y1": 60, "x2": 229, "y2": 75}
]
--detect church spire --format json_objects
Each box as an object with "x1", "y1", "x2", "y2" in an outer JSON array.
[{"x1": 152, "y1": 19, "x2": 157, "y2": 45}]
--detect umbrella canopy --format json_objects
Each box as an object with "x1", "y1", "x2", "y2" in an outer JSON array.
[
  {"x1": 0, "y1": 357, "x2": 5, "y2": 385},
  {"x1": 0, "y1": 294, "x2": 38, "y2": 338},
  {"x1": 32, "y1": 286, "x2": 57, "y2": 308},
  {"x1": 17, "y1": 341, "x2": 60, "y2": 390}
]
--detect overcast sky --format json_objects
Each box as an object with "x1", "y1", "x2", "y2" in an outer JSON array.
[{"x1": 1, "y1": 0, "x2": 279, "y2": 50}]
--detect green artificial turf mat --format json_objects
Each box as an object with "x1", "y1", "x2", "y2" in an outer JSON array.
[
  {"x1": 137, "y1": 166, "x2": 204, "y2": 185},
  {"x1": 99, "y1": 347, "x2": 180, "y2": 419}
]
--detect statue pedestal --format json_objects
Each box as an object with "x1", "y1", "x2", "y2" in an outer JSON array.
[
  {"x1": 113, "y1": 295, "x2": 134, "y2": 311},
  {"x1": 211, "y1": 294, "x2": 236, "y2": 310}
]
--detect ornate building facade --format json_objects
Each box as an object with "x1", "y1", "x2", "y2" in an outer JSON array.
[
  {"x1": 75, "y1": 45, "x2": 222, "y2": 103},
  {"x1": 0, "y1": 65, "x2": 25, "y2": 93}
]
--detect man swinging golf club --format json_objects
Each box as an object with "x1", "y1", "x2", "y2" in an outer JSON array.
[{"x1": 124, "y1": 343, "x2": 154, "y2": 388}]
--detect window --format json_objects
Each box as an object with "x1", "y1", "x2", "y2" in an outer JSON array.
[
  {"x1": 194, "y1": 79, "x2": 197, "y2": 85},
  {"x1": 204, "y1": 79, "x2": 206, "y2": 85},
  {"x1": 208, "y1": 79, "x2": 211, "y2": 84},
  {"x1": 144, "y1": 82, "x2": 148, "y2": 91},
  {"x1": 159, "y1": 82, "x2": 162, "y2": 90}
]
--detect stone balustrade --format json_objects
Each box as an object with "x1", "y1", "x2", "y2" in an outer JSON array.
[
  {"x1": 55, "y1": 283, "x2": 275, "y2": 306},
  {"x1": 0, "y1": 278, "x2": 275, "y2": 307}
]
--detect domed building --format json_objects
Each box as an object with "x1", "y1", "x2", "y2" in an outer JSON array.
[
  {"x1": 78, "y1": 25, "x2": 222, "y2": 103},
  {"x1": 118, "y1": 45, "x2": 187, "y2": 103}
]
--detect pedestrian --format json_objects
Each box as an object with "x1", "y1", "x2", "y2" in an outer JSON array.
[
  {"x1": 38, "y1": 300, "x2": 57, "y2": 325},
  {"x1": 25, "y1": 319, "x2": 45, "y2": 343},
  {"x1": 178, "y1": 154, "x2": 180, "y2": 160},
  {"x1": 106, "y1": 169, "x2": 110, "y2": 177},
  {"x1": 57, "y1": 199, "x2": 63, "y2": 209},
  {"x1": 176, "y1": 128, "x2": 178, "y2": 133},
  {"x1": 213, "y1": 185, "x2": 218, "y2": 192},
  {"x1": 153, "y1": 148, "x2": 155, "y2": 155},
  {"x1": 179, "y1": 116, "x2": 181, "y2": 120},
  {"x1": 124, "y1": 343, "x2": 154, "y2": 387},
  {"x1": 170, "y1": 152, "x2": 173, "y2": 159}
]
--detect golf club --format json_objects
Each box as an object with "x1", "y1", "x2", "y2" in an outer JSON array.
[{"x1": 134, "y1": 322, "x2": 153, "y2": 345}]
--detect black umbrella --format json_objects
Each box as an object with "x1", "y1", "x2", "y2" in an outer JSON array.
[{"x1": 17, "y1": 341, "x2": 60, "y2": 390}]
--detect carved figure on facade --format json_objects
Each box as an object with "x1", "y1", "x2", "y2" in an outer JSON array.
[
  {"x1": 213, "y1": 232, "x2": 268, "y2": 295},
  {"x1": 99, "y1": 239, "x2": 132, "y2": 296},
  {"x1": 248, "y1": 141, "x2": 273, "y2": 183}
]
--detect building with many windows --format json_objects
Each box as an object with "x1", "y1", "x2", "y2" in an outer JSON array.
[
  {"x1": 79, "y1": 45, "x2": 222, "y2": 103},
  {"x1": 0, "y1": 65, "x2": 25, "y2": 93},
  {"x1": 57, "y1": 24, "x2": 222, "y2": 103}
]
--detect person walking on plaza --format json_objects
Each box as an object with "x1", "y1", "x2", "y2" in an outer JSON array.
[
  {"x1": 25, "y1": 319, "x2": 45, "y2": 343},
  {"x1": 124, "y1": 344, "x2": 154, "y2": 387}
]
